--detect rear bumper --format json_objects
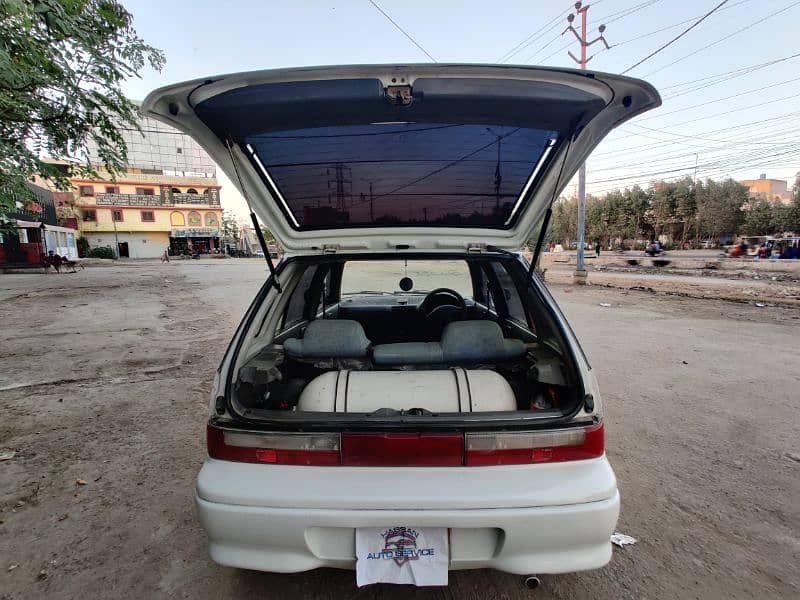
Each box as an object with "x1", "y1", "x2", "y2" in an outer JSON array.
[{"x1": 196, "y1": 457, "x2": 620, "y2": 575}]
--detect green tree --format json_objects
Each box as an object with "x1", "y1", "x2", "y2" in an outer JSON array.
[
  {"x1": 787, "y1": 186, "x2": 800, "y2": 233},
  {"x1": 0, "y1": 0, "x2": 164, "y2": 224},
  {"x1": 673, "y1": 176, "x2": 696, "y2": 244},
  {"x1": 742, "y1": 199, "x2": 775, "y2": 236},
  {"x1": 625, "y1": 185, "x2": 652, "y2": 243},
  {"x1": 547, "y1": 196, "x2": 577, "y2": 246},
  {"x1": 648, "y1": 182, "x2": 677, "y2": 239},
  {"x1": 220, "y1": 211, "x2": 240, "y2": 249},
  {"x1": 695, "y1": 179, "x2": 747, "y2": 242}
]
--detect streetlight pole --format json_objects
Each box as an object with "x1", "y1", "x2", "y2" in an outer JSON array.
[{"x1": 563, "y1": 2, "x2": 609, "y2": 283}]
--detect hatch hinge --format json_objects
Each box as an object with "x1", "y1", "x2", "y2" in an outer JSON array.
[
  {"x1": 322, "y1": 244, "x2": 339, "y2": 254},
  {"x1": 467, "y1": 243, "x2": 487, "y2": 253},
  {"x1": 385, "y1": 85, "x2": 413, "y2": 106}
]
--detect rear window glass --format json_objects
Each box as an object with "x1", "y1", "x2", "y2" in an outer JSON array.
[
  {"x1": 490, "y1": 262, "x2": 528, "y2": 326},
  {"x1": 341, "y1": 260, "x2": 472, "y2": 298},
  {"x1": 281, "y1": 265, "x2": 319, "y2": 328},
  {"x1": 245, "y1": 123, "x2": 557, "y2": 230}
]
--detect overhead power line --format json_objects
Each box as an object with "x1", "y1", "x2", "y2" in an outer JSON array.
[
  {"x1": 635, "y1": 91, "x2": 800, "y2": 129},
  {"x1": 593, "y1": 123, "x2": 800, "y2": 162},
  {"x1": 621, "y1": 0, "x2": 729, "y2": 74},
  {"x1": 610, "y1": 108, "x2": 800, "y2": 142},
  {"x1": 641, "y1": 0, "x2": 800, "y2": 77},
  {"x1": 594, "y1": 0, "x2": 664, "y2": 26},
  {"x1": 589, "y1": 130, "x2": 800, "y2": 174},
  {"x1": 611, "y1": 0, "x2": 753, "y2": 49},
  {"x1": 637, "y1": 76, "x2": 800, "y2": 120},
  {"x1": 587, "y1": 143, "x2": 800, "y2": 185},
  {"x1": 367, "y1": 0, "x2": 437, "y2": 62},
  {"x1": 591, "y1": 110, "x2": 800, "y2": 157},
  {"x1": 496, "y1": 7, "x2": 569, "y2": 63},
  {"x1": 660, "y1": 51, "x2": 800, "y2": 90}
]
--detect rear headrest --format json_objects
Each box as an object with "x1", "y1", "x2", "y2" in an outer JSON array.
[
  {"x1": 284, "y1": 319, "x2": 370, "y2": 358},
  {"x1": 441, "y1": 321, "x2": 526, "y2": 362}
]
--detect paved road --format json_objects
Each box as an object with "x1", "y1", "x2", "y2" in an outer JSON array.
[{"x1": 0, "y1": 259, "x2": 798, "y2": 599}]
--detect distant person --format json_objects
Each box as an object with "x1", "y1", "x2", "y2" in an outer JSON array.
[
  {"x1": 161, "y1": 249, "x2": 170, "y2": 263},
  {"x1": 594, "y1": 241, "x2": 601, "y2": 258}
]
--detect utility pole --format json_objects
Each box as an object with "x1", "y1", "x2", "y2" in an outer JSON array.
[
  {"x1": 369, "y1": 181, "x2": 374, "y2": 223},
  {"x1": 563, "y1": 2, "x2": 609, "y2": 284},
  {"x1": 112, "y1": 210, "x2": 120, "y2": 258}
]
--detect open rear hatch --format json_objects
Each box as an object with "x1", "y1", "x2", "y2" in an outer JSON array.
[
  {"x1": 143, "y1": 66, "x2": 660, "y2": 461},
  {"x1": 142, "y1": 64, "x2": 660, "y2": 258}
]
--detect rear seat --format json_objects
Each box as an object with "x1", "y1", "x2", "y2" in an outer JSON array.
[
  {"x1": 284, "y1": 319, "x2": 370, "y2": 359},
  {"x1": 373, "y1": 320, "x2": 526, "y2": 366}
]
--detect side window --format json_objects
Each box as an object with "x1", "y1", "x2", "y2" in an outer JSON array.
[
  {"x1": 490, "y1": 261, "x2": 528, "y2": 326},
  {"x1": 281, "y1": 265, "x2": 318, "y2": 329}
]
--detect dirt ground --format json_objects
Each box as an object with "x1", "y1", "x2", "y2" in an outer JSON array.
[{"x1": 1, "y1": 259, "x2": 798, "y2": 599}]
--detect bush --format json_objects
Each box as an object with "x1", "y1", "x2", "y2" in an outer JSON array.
[{"x1": 86, "y1": 246, "x2": 116, "y2": 259}]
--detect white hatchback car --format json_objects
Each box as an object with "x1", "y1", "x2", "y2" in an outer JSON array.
[{"x1": 144, "y1": 64, "x2": 659, "y2": 587}]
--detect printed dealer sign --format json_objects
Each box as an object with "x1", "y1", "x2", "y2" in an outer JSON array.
[{"x1": 355, "y1": 526, "x2": 449, "y2": 587}]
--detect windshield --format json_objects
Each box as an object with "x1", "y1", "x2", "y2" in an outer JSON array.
[
  {"x1": 244, "y1": 123, "x2": 557, "y2": 230},
  {"x1": 340, "y1": 259, "x2": 473, "y2": 297}
]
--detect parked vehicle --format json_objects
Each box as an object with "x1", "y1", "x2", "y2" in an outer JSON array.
[
  {"x1": 644, "y1": 242, "x2": 666, "y2": 257},
  {"x1": 144, "y1": 64, "x2": 660, "y2": 584}
]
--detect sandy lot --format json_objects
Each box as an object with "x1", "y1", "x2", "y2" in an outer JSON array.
[{"x1": 0, "y1": 259, "x2": 798, "y2": 599}]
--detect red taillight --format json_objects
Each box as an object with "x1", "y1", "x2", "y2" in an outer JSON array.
[
  {"x1": 207, "y1": 425, "x2": 341, "y2": 466},
  {"x1": 341, "y1": 433, "x2": 464, "y2": 466},
  {"x1": 465, "y1": 424, "x2": 604, "y2": 466},
  {"x1": 208, "y1": 424, "x2": 603, "y2": 467}
]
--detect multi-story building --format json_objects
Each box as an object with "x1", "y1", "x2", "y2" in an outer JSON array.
[
  {"x1": 739, "y1": 174, "x2": 792, "y2": 204},
  {"x1": 71, "y1": 111, "x2": 223, "y2": 258}
]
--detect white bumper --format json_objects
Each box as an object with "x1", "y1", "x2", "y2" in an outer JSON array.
[{"x1": 195, "y1": 457, "x2": 620, "y2": 575}]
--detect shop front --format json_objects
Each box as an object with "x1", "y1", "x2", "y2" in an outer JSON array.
[
  {"x1": 169, "y1": 227, "x2": 220, "y2": 255},
  {"x1": 0, "y1": 183, "x2": 69, "y2": 266}
]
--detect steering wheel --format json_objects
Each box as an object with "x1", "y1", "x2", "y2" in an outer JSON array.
[{"x1": 419, "y1": 288, "x2": 467, "y2": 338}]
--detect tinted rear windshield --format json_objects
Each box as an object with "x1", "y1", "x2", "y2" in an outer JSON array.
[{"x1": 244, "y1": 123, "x2": 558, "y2": 230}]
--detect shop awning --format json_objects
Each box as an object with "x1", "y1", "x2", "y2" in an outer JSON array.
[{"x1": 13, "y1": 219, "x2": 42, "y2": 228}]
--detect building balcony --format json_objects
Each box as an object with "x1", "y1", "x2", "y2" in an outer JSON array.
[
  {"x1": 95, "y1": 192, "x2": 221, "y2": 208},
  {"x1": 90, "y1": 170, "x2": 217, "y2": 186},
  {"x1": 96, "y1": 193, "x2": 164, "y2": 207},
  {"x1": 171, "y1": 193, "x2": 221, "y2": 206}
]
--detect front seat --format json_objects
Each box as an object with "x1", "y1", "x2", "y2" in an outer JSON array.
[{"x1": 284, "y1": 319, "x2": 371, "y2": 358}]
